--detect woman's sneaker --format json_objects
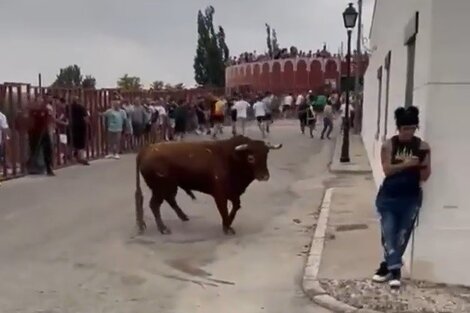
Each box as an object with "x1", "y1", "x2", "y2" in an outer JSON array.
[
  {"x1": 372, "y1": 262, "x2": 391, "y2": 283},
  {"x1": 389, "y1": 269, "x2": 401, "y2": 289}
]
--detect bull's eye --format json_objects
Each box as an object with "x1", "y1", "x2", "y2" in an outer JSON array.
[{"x1": 247, "y1": 155, "x2": 256, "y2": 163}]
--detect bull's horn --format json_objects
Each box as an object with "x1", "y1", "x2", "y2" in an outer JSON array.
[
  {"x1": 235, "y1": 144, "x2": 249, "y2": 151},
  {"x1": 265, "y1": 142, "x2": 283, "y2": 150}
]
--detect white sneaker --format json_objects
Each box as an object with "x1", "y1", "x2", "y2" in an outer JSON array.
[
  {"x1": 389, "y1": 279, "x2": 401, "y2": 288},
  {"x1": 105, "y1": 154, "x2": 113, "y2": 159},
  {"x1": 388, "y1": 269, "x2": 402, "y2": 289},
  {"x1": 113, "y1": 154, "x2": 120, "y2": 159}
]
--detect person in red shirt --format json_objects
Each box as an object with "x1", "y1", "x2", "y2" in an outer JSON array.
[{"x1": 27, "y1": 95, "x2": 55, "y2": 176}]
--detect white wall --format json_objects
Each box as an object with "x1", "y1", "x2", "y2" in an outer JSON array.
[{"x1": 362, "y1": 0, "x2": 470, "y2": 285}]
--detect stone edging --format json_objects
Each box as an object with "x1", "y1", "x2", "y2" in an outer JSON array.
[{"x1": 301, "y1": 187, "x2": 382, "y2": 313}]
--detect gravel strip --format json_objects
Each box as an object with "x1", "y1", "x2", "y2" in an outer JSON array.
[{"x1": 320, "y1": 279, "x2": 470, "y2": 313}]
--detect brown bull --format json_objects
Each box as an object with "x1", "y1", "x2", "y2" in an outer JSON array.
[{"x1": 134, "y1": 135, "x2": 282, "y2": 235}]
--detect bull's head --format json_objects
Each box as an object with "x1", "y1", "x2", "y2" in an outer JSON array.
[{"x1": 234, "y1": 140, "x2": 283, "y2": 181}]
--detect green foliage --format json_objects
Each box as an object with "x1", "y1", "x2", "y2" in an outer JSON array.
[
  {"x1": 151, "y1": 80, "x2": 165, "y2": 90},
  {"x1": 51, "y1": 65, "x2": 96, "y2": 89},
  {"x1": 272, "y1": 29, "x2": 280, "y2": 55},
  {"x1": 52, "y1": 65, "x2": 83, "y2": 88},
  {"x1": 265, "y1": 24, "x2": 280, "y2": 59},
  {"x1": 265, "y1": 23, "x2": 272, "y2": 58},
  {"x1": 117, "y1": 74, "x2": 141, "y2": 91},
  {"x1": 82, "y1": 75, "x2": 96, "y2": 89},
  {"x1": 193, "y1": 6, "x2": 229, "y2": 87}
]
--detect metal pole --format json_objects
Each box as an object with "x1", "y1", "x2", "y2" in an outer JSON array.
[
  {"x1": 340, "y1": 30, "x2": 352, "y2": 163},
  {"x1": 353, "y1": 0, "x2": 363, "y2": 134}
]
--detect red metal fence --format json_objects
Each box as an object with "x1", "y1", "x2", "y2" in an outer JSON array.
[{"x1": 0, "y1": 83, "x2": 224, "y2": 182}]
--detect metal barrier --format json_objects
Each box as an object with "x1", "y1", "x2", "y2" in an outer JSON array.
[{"x1": 0, "y1": 83, "x2": 225, "y2": 182}]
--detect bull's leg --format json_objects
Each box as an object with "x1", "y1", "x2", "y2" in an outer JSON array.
[
  {"x1": 149, "y1": 192, "x2": 171, "y2": 235},
  {"x1": 165, "y1": 196, "x2": 190, "y2": 222},
  {"x1": 227, "y1": 197, "x2": 241, "y2": 227},
  {"x1": 214, "y1": 195, "x2": 235, "y2": 235}
]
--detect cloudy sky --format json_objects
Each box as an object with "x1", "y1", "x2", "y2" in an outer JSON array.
[{"x1": 0, "y1": 0, "x2": 374, "y2": 88}]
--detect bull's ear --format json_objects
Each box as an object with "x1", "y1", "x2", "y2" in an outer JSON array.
[{"x1": 235, "y1": 144, "x2": 249, "y2": 151}]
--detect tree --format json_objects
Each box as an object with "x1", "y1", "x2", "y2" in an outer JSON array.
[
  {"x1": 193, "y1": 6, "x2": 229, "y2": 87},
  {"x1": 265, "y1": 24, "x2": 280, "y2": 59},
  {"x1": 117, "y1": 74, "x2": 141, "y2": 91},
  {"x1": 82, "y1": 75, "x2": 96, "y2": 89},
  {"x1": 265, "y1": 23, "x2": 273, "y2": 58},
  {"x1": 51, "y1": 65, "x2": 97, "y2": 89},
  {"x1": 52, "y1": 64, "x2": 83, "y2": 88},
  {"x1": 272, "y1": 29, "x2": 280, "y2": 56},
  {"x1": 151, "y1": 80, "x2": 165, "y2": 90}
]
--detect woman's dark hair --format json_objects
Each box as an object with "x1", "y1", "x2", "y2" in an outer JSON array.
[{"x1": 395, "y1": 106, "x2": 419, "y2": 127}]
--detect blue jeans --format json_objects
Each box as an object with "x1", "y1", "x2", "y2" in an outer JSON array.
[{"x1": 376, "y1": 189, "x2": 421, "y2": 270}]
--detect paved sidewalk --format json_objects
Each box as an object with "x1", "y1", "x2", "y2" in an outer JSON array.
[
  {"x1": 302, "y1": 135, "x2": 470, "y2": 313},
  {"x1": 330, "y1": 133, "x2": 371, "y2": 174},
  {"x1": 317, "y1": 175, "x2": 380, "y2": 281}
]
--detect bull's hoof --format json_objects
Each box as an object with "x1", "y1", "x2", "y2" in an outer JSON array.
[
  {"x1": 159, "y1": 226, "x2": 172, "y2": 235},
  {"x1": 180, "y1": 215, "x2": 190, "y2": 222},
  {"x1": 223, "y1": 226, "x2": 236, "y2": 235},
  {"x1": 137, "y1": 221, "x2": 147, "y2": 234}
]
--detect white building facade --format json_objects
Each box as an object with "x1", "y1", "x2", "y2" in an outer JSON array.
[{"x1": 362, "y1": 0, "x2": 470, "y2": 285}]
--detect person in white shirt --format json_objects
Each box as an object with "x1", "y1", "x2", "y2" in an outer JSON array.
[
  {"x1": 261, "y1": 92, "x2": 274, "y2": 133},
  {"x1": 296, "y1": 93, "x2": 305, "y2": 107},
  {"x1": 253, "y1": 96, "x2": 267, "y2": 138},
  {"x1": 0, "y1": 111, "x2": 10, "y2": 173},
  {"x1": 232, "y1": 94, "x2": 250, "y2": 135},
  {"x1": 282, "y1": 93, "x2": 294, "y2": 119},
  {"x1": 340, "y1": 101, "x2": 354, "y2": 130}
]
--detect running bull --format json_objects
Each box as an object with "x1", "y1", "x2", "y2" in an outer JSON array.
[{"x1": 134, "y1": 135, "x2": 282, "y2": 235}]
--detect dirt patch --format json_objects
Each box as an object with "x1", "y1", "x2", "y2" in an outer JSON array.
[{"x1": 320, "y1": 279, "x2": 470, "y2": 313}]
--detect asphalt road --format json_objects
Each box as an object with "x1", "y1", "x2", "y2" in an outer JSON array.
[{"x1": 0, "y1": 120, "x2": 335, "y2": 313}]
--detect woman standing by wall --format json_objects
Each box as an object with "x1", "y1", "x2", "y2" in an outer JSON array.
[{"x1": 372, "y1": 106, "x2": 431, "y2": 289}]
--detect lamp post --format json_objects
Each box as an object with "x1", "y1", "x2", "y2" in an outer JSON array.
[{"x1": 340, "y1": 3, "x2": 358, "y2": 163}]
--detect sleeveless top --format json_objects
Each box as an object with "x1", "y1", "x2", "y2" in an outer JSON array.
[{"x1": 380, "y1": 135, "x2": 422, "y2": 198}]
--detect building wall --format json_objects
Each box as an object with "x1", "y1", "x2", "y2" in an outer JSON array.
[
  {"x1": 225, "y1": 55, "x2": 372, "y2": 95},
  {"x1": 362, "y1": 0, "x2": 470, "y2": 285}
]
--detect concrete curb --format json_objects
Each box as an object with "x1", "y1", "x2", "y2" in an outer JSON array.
[{"x1": 301, "y1": 187, "x2": 381, "y2": 313}]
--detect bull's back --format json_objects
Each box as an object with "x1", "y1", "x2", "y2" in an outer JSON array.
[{"x1": 140, "y1": 142, "x2": 223, "y2": 193}]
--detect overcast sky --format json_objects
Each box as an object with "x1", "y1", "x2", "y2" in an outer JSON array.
[{"x1": 0, "y1": 0, "x2": 374, "y2": 88}]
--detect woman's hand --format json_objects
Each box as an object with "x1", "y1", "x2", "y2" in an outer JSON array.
[{"x1": 403, "y1": 156, "x2": 420, "y2": 168}]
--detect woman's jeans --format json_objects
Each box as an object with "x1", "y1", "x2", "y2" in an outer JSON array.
[{"x1": 376, "y1": 189, "x2": 422, "y2": 270}]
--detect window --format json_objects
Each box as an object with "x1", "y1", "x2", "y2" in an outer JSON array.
[
  {"x1": 375, "y1": 67, "x2": 383, "y2": 140},
  {"x1": 383, "y1": 51, "x2": 392, "y2": 141},
  {"x1": 404, "y1": 12, "x2": 419, "y2": 107}
]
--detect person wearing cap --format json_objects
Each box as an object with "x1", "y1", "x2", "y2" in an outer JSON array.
[{"x1": 372, "y1": 105, "x2": 431, "y2": 289}]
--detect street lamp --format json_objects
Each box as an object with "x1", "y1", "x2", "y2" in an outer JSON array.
[{"x1": 340, "y1": 2, "x2": 358, "y2": 163}]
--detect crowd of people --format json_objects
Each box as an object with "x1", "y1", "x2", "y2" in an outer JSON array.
[
  {"x1": 0, "y1": 89, "x2": 357, "y2": 182},
  {"x1": 228, "y1": 45, "x2": 339, "y2": 66}
]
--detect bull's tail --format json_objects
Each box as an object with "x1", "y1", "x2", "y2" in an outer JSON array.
[{"x1": 135, "y1": 153, "x2": 146, "y2": 233}]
